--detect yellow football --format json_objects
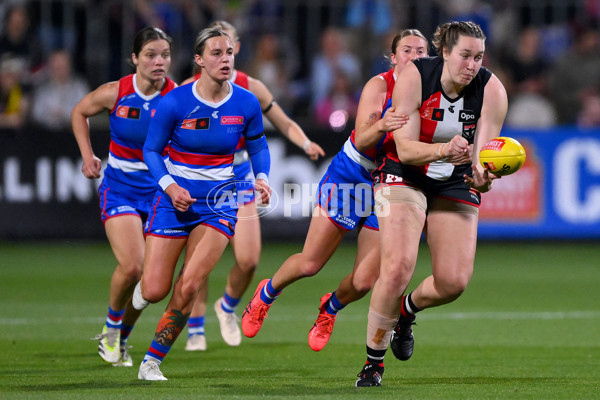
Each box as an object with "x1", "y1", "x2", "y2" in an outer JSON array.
[{"x1": 479, "y1": 137, "x2": 526, "y2": 176}]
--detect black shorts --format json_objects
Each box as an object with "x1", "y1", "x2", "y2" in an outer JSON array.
[{"x1": 372, "y1": 163, "x2": 481, "y2": 208}]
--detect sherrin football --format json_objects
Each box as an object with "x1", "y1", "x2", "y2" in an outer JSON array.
[{"x1": 479, "y1": 137, "x2": 526, "y2": 176}]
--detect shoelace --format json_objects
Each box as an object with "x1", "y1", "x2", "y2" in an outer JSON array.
[
  {"x1": 121, "y1": 345, "x2": 132, "y2": 358},
  {"x1": 252, "y1": 302, "x2": 269, "y2": 323},
  {"x1": 396, "y1": 317, "x2": 416, "y2": 337},
  {"x1": 146, "y1": 362, "x2": 163, "y2": 377},
  {"x1": 91, "y1": 331, "x2": 119, "y2": 345},
  {"x1": 313, "y1": 314, "x2": 335, "y2": 337}
]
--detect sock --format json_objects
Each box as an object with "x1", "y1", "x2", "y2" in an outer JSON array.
[
  {"x1": 143, "y1": 309, "x2": 186, "y2": 365},
  {"x1": 366, "y1": 345, "x2": 386, "y2": 366},
  {"x1": 188, "y1": 316, "x2": 205, "y2": 338},
  {"x1": 260, "y1": 279, "x2": 281, "y2": 305},
  {"x1": 221, "y1": 292, "x2": 241, "y2": 313},
  {"x1": 106, "y1": 307, "x2": 124, "y2": 329},
  {"x1": 400, "y1": 292, "x2": 421, "y2": 317},
  {"x1": 325, "y1": 291, "x2": 345, "y2": 315},
  {"x1": 120, "y1": 323, "x2": 134, "y2": 347},
  {"x1": 143, "y1": 340, "x2": 170, "y2": 365}
]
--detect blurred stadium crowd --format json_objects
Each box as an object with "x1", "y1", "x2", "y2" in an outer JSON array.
[{"x1": 1, "y1": 0, "x2": 600, "y2": 138}]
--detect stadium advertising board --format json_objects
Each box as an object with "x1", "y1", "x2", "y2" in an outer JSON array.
[{"x1": 0, "y1": 127, "x2": 598, "y2": 240}]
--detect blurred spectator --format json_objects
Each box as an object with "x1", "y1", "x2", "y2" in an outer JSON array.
[
  {"x1": 505, "y1": 92, "x2": 557, "y2": 128},
  {"x1": 314, "y1": 69, "x2": 359, "y2": 132},
  {"x1": 30, "y1": 50, "x2": 89, "y2": 132},
  {"x1": 0, "y1": 4, "x2": 42, "y2": 82},
  {"x1": 247, "y1": 33, "x2": 292, "y2": 111},
  {"x1": 345, "y1": 0, "x2": 393, "y2": 36},
  {"x1": 503, "y1": 27, "x2": 557, "y2": 128},
  {"x1": 445, "y1": 0, "x2": 493, "y2": 40},
  {"x1": 0, "y1": 56, "x2": 30, "y2": 132},
  {"x1": 547, "y1": 24, "x2": 600, "y2": 124},
  {"x1": 134, "y1": 0, "x2": 216, "y2": 81},
  {"x1": 310, "y1": 27, "x2": 362, "y2": 108},
  {"x1": 503, "y1": 28, "x2": 548, "y2": 91},
  {"x1": 576, "y1": 89, "x2": 600, "y2": 127}
]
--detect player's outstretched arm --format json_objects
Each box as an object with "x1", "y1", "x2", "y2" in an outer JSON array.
[{"x1": 248, "y1": 77, "x2": 325, "y2": 160}]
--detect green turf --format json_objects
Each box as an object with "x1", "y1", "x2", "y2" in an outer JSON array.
[{"x1": 1, "y1": 241, "x2": 598, "y2": 399}]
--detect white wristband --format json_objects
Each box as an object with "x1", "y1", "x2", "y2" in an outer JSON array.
[
  {"x1": 302, "y1": 139, "x2": 311, "y2": 151},
  {"x1": 158, "y1": 175, "x2": 176, "y2": 191},
  {"x1": 255, "y1": 172, "x2": 269, "y2": 184}
]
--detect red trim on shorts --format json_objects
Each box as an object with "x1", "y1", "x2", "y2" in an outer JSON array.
[
  {"x1": 146, "y1": 233, "x2": 188, "y2": 239},
  {"x1": 102, "y1": 212, "x2": 142, "y2": 226},
  {"x1": 360, "y1": 224, "x2": 379, "y2": 232},
  {"x1": 437, "y1": 194, "x2": 481, "y2": 208},
  {"x1": 201, "y1": 222, "x2": 234, "y2": 239},
  {"x1": 316, "y1": 204, "x2": 351, "y2": 232},
  {"x1": 145, "y1": 195, "x2": 161, "y2": 233},
  {"x1": 99, "y1": 187, "x2": 110, "y2": 222}
]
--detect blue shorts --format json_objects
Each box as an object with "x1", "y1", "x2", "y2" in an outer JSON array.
[
  {"x1": 234, "y1": 160, "x2": 255, "y2": 206},
  {"x1": 98, "y1": 180, "x2": 154, "y2": 224},
  {"x1": 316, "y1": 151, "x2": 378, "y2": 231},
  {"x1": 145, "y1": 191, "x2": 237, "y2": 239}
]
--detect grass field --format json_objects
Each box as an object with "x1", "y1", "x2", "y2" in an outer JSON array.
[{"x1": 1, "y1": 240, "x2": 599, "y2": 399}]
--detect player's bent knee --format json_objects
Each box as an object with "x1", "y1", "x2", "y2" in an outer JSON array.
[
  {"x1": 352, "y1": 276, "x2": 376, "y2": 293},
  {"x1": 142, "y1": 283, "x2": 171, "y2": 304},
  {"x1": 437, "y1": 277, "x2": 470, "y2": 300},
  {"x1": 179, "y1": 279, "x2": 201, "y2": 304},
  {"x1": 298, "y1": 260, "x2": 325, "y2": 277},
  {"x1": 121, "y1": 262, "x2": 143, "y2": 283},
  {"x1": 236, "y1": 258, "x2": 259, "y2": 273}
]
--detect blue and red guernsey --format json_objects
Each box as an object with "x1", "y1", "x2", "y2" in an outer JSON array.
[
  {"x1": 344, "y1": 68, "x2": 396, "y2": 172},
  {"x1": 144, "y1": 80, "x2": 266, "y2": 199},
  {"x1": 106, "y1": 74, "x2": 176, "y2": 193},
  {"x1": 192, "y1": 70, "x2": 249, "y2": 155}
]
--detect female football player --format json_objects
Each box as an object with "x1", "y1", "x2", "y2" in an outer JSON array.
[{"x1": 355, "y1": 20, "x2": 507, "y2": 387}]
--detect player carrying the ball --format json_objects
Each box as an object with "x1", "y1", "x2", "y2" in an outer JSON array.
[{"x1": 355, "y1": 20, "x2": 508, "y2": 386}]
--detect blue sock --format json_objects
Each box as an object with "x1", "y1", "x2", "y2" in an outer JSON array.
[
  {"x1": 120, "y1": 323, "x2": 134, "y2": 347},
  {"x1": 325, "y1": 291, "x2": 346, "y2": 315},
  {"x1": 260, "y1": 279, "x2": 281, "y2": 305},
  {"x1": 222, "y1": 292, "x2": 241, "y2": 313},
  {"x1": 188, "y1": 316, "x2": 205, "y2": 338},
  {"x1": 106, "y1": 307, "x2": 124, "y2": 329},
  {"x1": 143, "y1": 340, "x2": 170, "y2": 365}
]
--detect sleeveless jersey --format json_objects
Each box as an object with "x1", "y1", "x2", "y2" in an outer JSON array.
[
  {"x1": 376, "y1": 56, "x2": 491, "y2": 182},
  {"x1": 144, "y1": 80, "x2": 264, "y2": 200},
  {"x1": 105, "y1": 74, "x2": 176, "y2": 194}
]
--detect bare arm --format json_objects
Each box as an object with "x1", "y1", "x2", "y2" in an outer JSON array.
[
  {"x1": 248, "y1": 76, "x2": 325, "y2": 160},
  {"x1": 393, "y1": 63, "x2": 469, "y2": 165},
  {"x1": 465, "y1": 74, "x2": 508, "y2": 192},
  {"x1": 354, "y1": 75, "x2": 408, "y2": 152},
  {"x1": 70, "y1": 81, "x2": 118, "y2": 179}
]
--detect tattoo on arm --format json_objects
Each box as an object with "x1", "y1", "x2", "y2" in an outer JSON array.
[{"x1": 365, "y1": 112, "x2": 381, "y2": 128}]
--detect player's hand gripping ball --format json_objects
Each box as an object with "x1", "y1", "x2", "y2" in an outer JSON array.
[{"x1": 479, "y1": 137, "x2": 526, "y2": 176}]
